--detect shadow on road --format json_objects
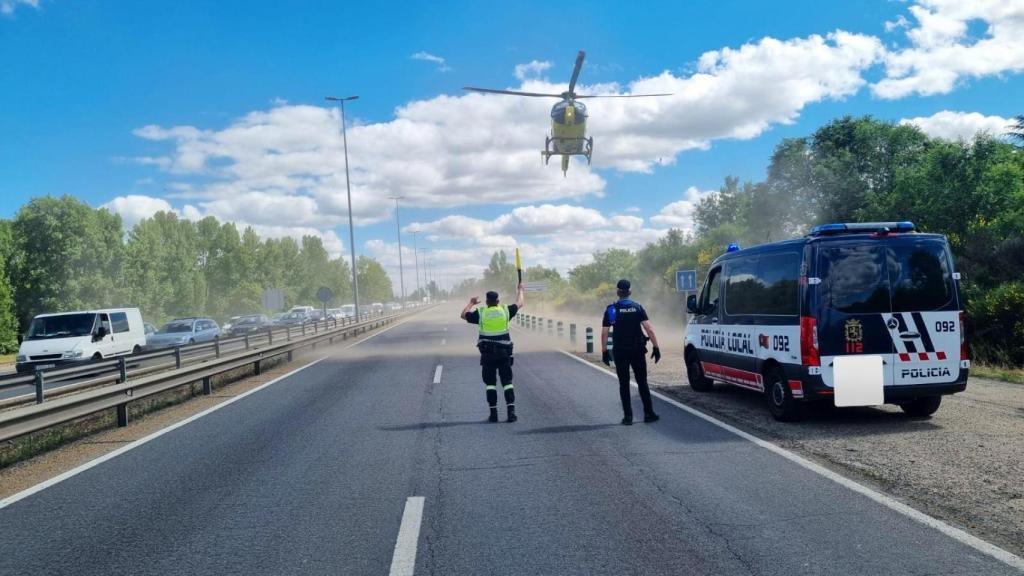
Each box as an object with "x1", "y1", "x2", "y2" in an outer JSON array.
[
  {"x1": 379, "y1": 420, "x2": 488, "y2": 432},
  {"x1": 515, "y1": 423, "x2": 620, "y2": 435}
]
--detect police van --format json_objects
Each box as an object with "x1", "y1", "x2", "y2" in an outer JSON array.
[{"x1": 684, "y1": 222, "x2": 969, "y2": 421}]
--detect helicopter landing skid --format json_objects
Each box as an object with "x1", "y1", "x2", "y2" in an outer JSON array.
[{"x1": 541, "y1": 136, "x2": 593, "y2": 168}]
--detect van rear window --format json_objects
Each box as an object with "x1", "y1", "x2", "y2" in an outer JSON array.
[
  {"x1": 820, "y1": 245, "x2": 890, "y2": 314},
  {"x1": 889, "y1": 241, "x2": 954, "y2": 312},
  {"x1": 819, "y1": 241, "x2": 955, "y2": 314}
]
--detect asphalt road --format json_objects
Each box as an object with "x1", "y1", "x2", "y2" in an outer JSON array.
[{"x1": 0, "y1": 307, "x2": 1018, "y2": 575}]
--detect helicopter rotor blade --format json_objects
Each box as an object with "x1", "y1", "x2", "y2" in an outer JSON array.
[
  {"x1": 574, "y1": 93, "x2": 674, "y2": 99},
  {"x1": 463, "y1": 87, "x2": 563, "y2": 98},
  {"x1": 567, "y1": 50, "x2": 585, "y2": 96}
]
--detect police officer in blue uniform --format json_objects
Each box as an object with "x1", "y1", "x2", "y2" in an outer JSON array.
[{"x1": 601, "y1": 279, "x2": 661, "y2": 425}]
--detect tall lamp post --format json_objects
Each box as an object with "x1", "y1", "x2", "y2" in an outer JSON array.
[
  {"x1": 389, "y1": 196, "x2": 406, "y2": 301},
  {"x1": 325, "y1": 95, "x2": 360, "y2": 312},
  {"x1": 411, "y1": 230, "x2": 421, "y2": 297}
]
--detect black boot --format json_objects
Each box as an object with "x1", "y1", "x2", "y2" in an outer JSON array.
[
  {"x1": 621, "y1": 413, "x2": 634, "y2": 425},
  {"x1": 643, "y1": 412, "x2": 660, "y2": 423},
  {"x1": 488, "y1": 407, "x2": 498, "y2": 423},
  {"x1": 507, "y1": 405, "x2": 517, "y2": 423}
]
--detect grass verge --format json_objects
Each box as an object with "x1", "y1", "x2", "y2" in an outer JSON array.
[{"x1": 972, "y1": 363, "x2": 1024, "y2": 385}]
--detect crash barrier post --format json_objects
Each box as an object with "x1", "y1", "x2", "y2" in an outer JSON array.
[
  {"x1": 547, "y1": 319, "x2": 553, "y2": 336},
  {"x1": 570, "y1": 323, "x2": 577, "y2": 346},
  {"x1": 215, "y1": 338, "x2": 222, "y2": 357},
  {"x1": 34, "y1": 370, "x2": 45, "y2": 404},
  {"x1": 118, "y1": 357, "x2": 128, "y2": 383},
  {"x1": 585, "y1": 327, "x2": 593, "y2": 354},
  {"x1": 557, "y1": 321, "x2": 563, "y2": 339},
  {"x1": 244, "y1": 334, "x2": 250, "y2": 350},
  {"x1": 174, "y1": 346, "x2": 182, "y2": 369}
]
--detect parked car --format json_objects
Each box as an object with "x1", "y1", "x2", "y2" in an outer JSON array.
[
  {"x1": 227, "y1": 314, "x2": 268, "y2": 337},
  {"x1": 385, "y1": 302, "x2": 402, "y2": 312},
  {"x1": 222, "y1": 315, "x2": 243, "y2": 332},
  {"x1": 338, "y1": 304, "x2": 356, "y2": 318},
  {"x1": 270, "y1": 312, "x2": 287, "y2": 325},
  {"x1": 16, "y1": 308, "x2": 147, "y2": 373},
  {"x1": 146, "y1": 317, "x2": 221, "y2": 349},
  {"x1": 310, "y1": 309, "x2": 325, "y2": 321},
  {"x1": 289, "y1": 305, "x2": 314, "y2": 315},
  {"x1": 277, "y1": 310, "x2": 311, "y2": 326}
]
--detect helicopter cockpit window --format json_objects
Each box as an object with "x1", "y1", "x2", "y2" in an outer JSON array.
[{"x1": 551, "y1": 101, "x2": 588, "y2": 125}]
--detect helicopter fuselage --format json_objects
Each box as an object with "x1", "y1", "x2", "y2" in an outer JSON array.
[{"x1": 549, "y1": 100, "x2": 588, "y2": 154}]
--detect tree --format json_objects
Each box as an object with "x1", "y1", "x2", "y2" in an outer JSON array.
[
  {"x1": 356, "y1": 256, "x2": 393, "y2": 303},
  {"x1": 0, "y1": 220, "x2": 17, "y2": 352},
  {"x1": 9, "y1": 196, "x2": 125, "y2": 327},
  {"x1": 483, "y1": 250, "x2": 518, "y2": 295},
  {"x1": 1007, "y1": 115, "x2": 1024, "y2": 145}
]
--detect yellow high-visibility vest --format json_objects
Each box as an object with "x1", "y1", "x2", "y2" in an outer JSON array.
[{"x1": 478, "y1": 305, "x2": 510, "y2": 337}]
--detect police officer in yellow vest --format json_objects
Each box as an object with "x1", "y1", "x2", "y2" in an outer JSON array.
[{"x1": 460, "y1": 284, "x2": 525, "y2": 422}]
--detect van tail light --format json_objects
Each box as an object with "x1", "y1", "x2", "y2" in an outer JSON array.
[
  {"x1": 959, "y1": 311, "x2": 968, "y2": 361},
  {"x1": 801, "y1": 316, "x2": 820, "y2": 367}
]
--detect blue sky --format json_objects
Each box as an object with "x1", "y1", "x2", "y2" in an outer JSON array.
[{"x1": 1, "y1": 0, "x2": 1021, "y2": 287}]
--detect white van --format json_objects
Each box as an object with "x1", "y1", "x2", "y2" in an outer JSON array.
[
  {"x1": 289, "y1": 305, "x2": 315, "y2": 315},
  {"x1": 15, "y1": 308, "x2": 147, "y2": 373}
]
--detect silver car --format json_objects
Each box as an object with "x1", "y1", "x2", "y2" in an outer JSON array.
[{"x1": 146, "y1": 317, "x2": 221, "y2": 349}]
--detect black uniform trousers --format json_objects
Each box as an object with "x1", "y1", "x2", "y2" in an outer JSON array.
[
  {"x1": 479, "y1": 341, "x2": 514, "y2": 408},
  {"x1": 613, "y1": 346, "x2": 654, "y2": 417}
]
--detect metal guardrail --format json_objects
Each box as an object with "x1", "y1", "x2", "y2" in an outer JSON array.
[
  {"x1": 0, "y1": 310, "x2": 410, "y2": 443},
  {"x1": 0, "y1": 312, "x2": 394, "y2": 407}
]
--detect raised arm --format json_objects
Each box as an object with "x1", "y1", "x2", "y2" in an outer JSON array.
[
  {"x1": 461, "y1": 296, "x2": 479, "y2": 320},
  {"x1": 515, "y1": 283, "x2": 525, "y2": 309}
]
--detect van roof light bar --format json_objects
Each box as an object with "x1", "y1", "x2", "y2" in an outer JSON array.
[{"x1": 808, "y1": 221, "x2": 915, "y2": 236}]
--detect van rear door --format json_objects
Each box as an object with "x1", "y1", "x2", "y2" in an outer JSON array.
[
  {"x1": 816, "y1": 243, "x2": 896, "y2": 388},
  {"x1": 886, "y1": 237, "x2": 961, "y2": 386}
]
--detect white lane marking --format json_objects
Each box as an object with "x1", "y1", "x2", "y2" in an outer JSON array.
[
  {"x1": 440, "y1": 338, "x2": 446, "y2": 346},
  {"x1": 432, "y1": 365, "x2": 443, "y2": 384},
  {"x1": 388, "y1": 496, "x2": 425, "y2": 576},
  {"x1": 557, "y1": 350, "x2": 1024, "y2": 572},
  {"x1": 0, "y1": 317, "x2": 413, "y2": 511}
]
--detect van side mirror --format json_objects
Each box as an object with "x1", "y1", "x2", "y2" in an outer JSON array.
[
  {"x1": 686, "y1": 294, "x2": 699, "y2": 314},
  {"x1": 17, "y1": 334, "x2": 23, "y2": 345},
  {"x1": 93, "y1": 326, "x2": 108, "y2": 341}
]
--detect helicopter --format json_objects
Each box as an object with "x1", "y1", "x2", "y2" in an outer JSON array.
[{"x1": 464, "y1": 50, "x2": 672, "y2": 175}]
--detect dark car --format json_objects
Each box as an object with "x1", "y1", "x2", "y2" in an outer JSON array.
[{"x1": 227, "y1": 314, "x2": 269, "y2": 337}]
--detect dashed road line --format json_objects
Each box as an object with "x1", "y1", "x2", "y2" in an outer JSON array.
[
  {"x1": 388, "y1": 496, "x2": 425, "y2": 576},
  {"x1": 432, "y1": 365, "x2": 443, "y2": 384}
]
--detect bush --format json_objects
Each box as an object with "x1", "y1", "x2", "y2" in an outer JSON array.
[{"x1": 966, "y1": 281, "x2": 1024, "y2": 366}]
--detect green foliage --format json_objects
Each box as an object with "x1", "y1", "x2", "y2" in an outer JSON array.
[
  {"x1": 9, "y1": 196, "x2": 125, "y2": 326},
  {"x1": 356, "y1": 256, "x2": 394, "y2": 303},
  {"x1": 3, "y1": 197, "x2": 394, "y2": 331},
  {"x1": 1007, "y1": 115, "x2": 1024, "y2": 145},
  {"x1": 966, "y1": 281, "x2": 1024, "y2": 365}
]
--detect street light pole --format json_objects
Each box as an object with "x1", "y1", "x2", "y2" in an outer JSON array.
[
  {"x1": 411, "y1": 230, "x2": 421, "y2": 297},
  {"x1": 389, "y1": 196, "x2": 405, "y2": 301},
  {"x1": 325, "y1": 95, "x2": 361, "y2": 313}
]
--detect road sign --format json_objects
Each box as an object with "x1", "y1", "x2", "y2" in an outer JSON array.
[
  {"x1": 675, "y1": 270, "x2": 697, "y2": 293},
  {"x1": 522, "y1": 281, "x2": 548, "y2": 293},
  {"x1": 316, "y1": 286, "x2": 334, "y2": 303},
  {"x1": 261, "y1": 288, "x2": 285, "y2": 311}
]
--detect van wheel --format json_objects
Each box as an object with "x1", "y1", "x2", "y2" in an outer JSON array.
[
  {"x1": 765, "y1": 366, "x2": 803, "y2": 422},
  {"x1": 900, "y1": 396, "x2": 941, "y2": 418},
  {"x1": 92, "y1": 352, "x2": 102, "y2": 361},
  {"x1": 132, "y1": 345, "x2": 142, "y2": 355},
  {"x1": 188, "y1": 339, "x2": 195, "y2": 345},
  {"x1": 685, "y1": 350, "x2": 714, "y2": 392}
]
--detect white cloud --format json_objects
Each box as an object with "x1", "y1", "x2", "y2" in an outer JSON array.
[
  {"x1": 873, "y1": 1, "x2": 1024, "y2": 98},
  {"x1": 650, "y1": 186, "x2": 714, "y2": 231},
  {"x1": 514, "y1": 60, "x2": 552, "y2": 80},
  {"x1": 0, "y1": 0, "x2": 38, "y2": 16},
  {"x1": 132, "y1": 29, "x2": 884, "y2": 230},
  {"x1": 411, "y1": 51, "x2": 451, "y2": 72},
  {"x1": 102, "y1": 195, "x2": 177, "y2": 229},
  {"x1": 899, "y1": 110, "x2": 1013, "y2": 140},
  {"x1": 401, "y1": 203, "x2": 668, "y2": 278}
]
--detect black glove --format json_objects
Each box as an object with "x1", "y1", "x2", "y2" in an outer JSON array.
[
  {"x1": 651, "y1": 347, "x2": 661, "y2": 364},
  {"x1": 602, "y1": 350, "x2": 612, "y2": 366}
]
